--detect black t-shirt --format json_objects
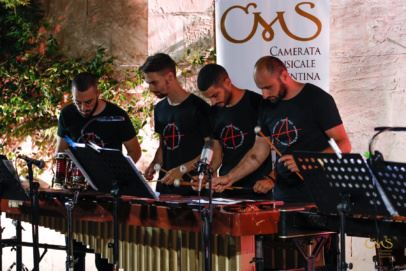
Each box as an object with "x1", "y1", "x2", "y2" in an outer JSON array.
[
  {"x1": 154, "y1": 94, "x2": 211, "y2": 195},
  {"x1": 211, "y1": 90, "x2": 272, "y2": 198},
  {"x1": 259, "y1": 83, "x2": 342, "y2": 202},
  {"x1": 57, "y1": 101, "x2": 136, "y2": 150}
]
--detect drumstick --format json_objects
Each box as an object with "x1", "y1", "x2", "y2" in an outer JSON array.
[
  {"x1": 149, "y1": 178, "x2": 188, "y2": 186},
  {"x1": 254, "y1": 126, "x2": 304, "y2": 181},
  {"x1": 154, "y1": 163, "x2": 167, "y2": 174},
  {"x1": 149, "y1": 179, "x2": 197, "y2": 189},
  {"x1": 154, "y1": 163, "x2": 198, "y2": 182},
  {"x1": 179, "y1": 164, "x2": 195, "y2": 179},
  {"x1": 149, "y1": 179, "x2": 245, "y2": 191}
]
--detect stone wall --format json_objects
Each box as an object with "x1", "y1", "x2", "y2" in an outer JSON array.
[
  {"x1": 330, "y1": 0, "x2": 406, "y2": 160},
  {"x1": 40, "y1": 0, "x2": 214, "y2": 67},
  {"x1": 147, "y1": 0, "x2": 214, "y2": 58},
  {"x1": 40, "y1": 0, "x2": 148, "y2": 66}
]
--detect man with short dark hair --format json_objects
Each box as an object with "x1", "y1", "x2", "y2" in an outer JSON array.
[
  {"x1": 56, "y1": 72, "x2": 141, "y2": 162},
  {"x1": 212, "y1": 56, "x2": 351, "y2": 202},
  {"x1": 56, "y1": 72, "x2": 141, "y2": 271},
  {"x1": 141, "y1": 53, "x2": 211, "y2": 195},
  {"x1": 197, "y1": 63, "x2": 272, "y2": 198}
]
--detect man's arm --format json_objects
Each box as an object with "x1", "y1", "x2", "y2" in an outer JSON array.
[
  {"x1": 144, "y1": 138, "x2": 163, "y2": 180},
  {"x1": 56, "y1": 136, "x2": 69, "y2": 154},
  {"x1": 323, "y1": 123, "x2": 352, "y2": 153},
  {"x1": 253, "y1": 170, "x2": 276, "y2": 194},
  {"x1": 161, "y1": 137, "x2": 212, "y2": 185},
  {"x1": 212, "y1": 136, "x2": 271, "y2": 192},
  {"x1": 210, "y1": 139, "x2": 223, "y2": 176},
  {"x1": 123, "y1": 136, "x2": 142, "y2": 163},
  {"x1": 279, "y1": 123, "x2": 352, "y2": 173}
]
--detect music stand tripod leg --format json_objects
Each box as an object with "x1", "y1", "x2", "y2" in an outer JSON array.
[
  {"x1": 27, "y1": 164, "x2": 41, "y2": 271},
  {"x1": 0, "y1": 216, "x2": 2, "y2": 271},
  {"x1": 65, "y1": 191, "x2": 79, "y2": 271},
  {"x1": 111, "y1": 183, "x2": 120, "y2": 271},
  {"x1": 15, "y1": 220, "x2": 23, "y2": 271},
  {"x1": 337, "y1": 195, "x2": 353, "y2": 271},
  {"x1": 200, "y1": 169, "x2": 213, "y2": 271},
  {"x1": 254, "y1": 235, "x2": 265, "y2": 271}
]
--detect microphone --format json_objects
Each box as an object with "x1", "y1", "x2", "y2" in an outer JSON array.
[
  {"x1": 197, "y1": 140, "x2": 213, "y2": 192},
  {"x1": 197, "y1": 140, "x2": 214, "y2": 175},
  {"x1": 17, "y1": 155, "x2": 45, "y2": 169}
]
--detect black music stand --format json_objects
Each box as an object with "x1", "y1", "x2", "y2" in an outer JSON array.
[
  {"x1": 65, "y1": 143, "x2": 157, "y2": 270},
  {"x1": 371, "y1": 160, "x2": 406, "y2": 217},
  {"x1": 0, "y1": 155, "x2": 29, "y2": 271},
  {"x1": 294, "y1": 152, "x2": 397, "y2": 271},
  {"x1": 66, "y1": 143, "x2": 156, "y2": 198},
  {"x1": 0, "y1": 156, "x2": 29, "y2": 201}
]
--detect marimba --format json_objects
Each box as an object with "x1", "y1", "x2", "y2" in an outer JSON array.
[
  {"x1": 4, "y1": 189, "x2": 406, "y2": 270},
  {"x1": 1, "y1": 189, "x2": 284, "y2": 271}
]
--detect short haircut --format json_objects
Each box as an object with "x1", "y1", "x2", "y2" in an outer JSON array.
[
  {"x1": 254, "y1": 56, "x2": 287, "y2": 74},
  {"x1": 197, "y1": 64, "x2": 228, "y2": 91},
  {"x1": 71, "y1": 72, "x2": 97, "y2": 92},
  {"x1": 140, "y1": 53, "x2": 176, "y2": 76}
]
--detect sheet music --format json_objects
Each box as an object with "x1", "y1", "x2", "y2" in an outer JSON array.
[{"x1": 125, "y1": 155, "x2": 159, "y2": 200}]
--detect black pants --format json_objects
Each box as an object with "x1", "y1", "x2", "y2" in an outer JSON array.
[
  {"x1": 95, "y1": 253, "x2": 113, "y2": 271},
  {"x1": 71, "y1": 240, "x2": 113, "y2": 271}
]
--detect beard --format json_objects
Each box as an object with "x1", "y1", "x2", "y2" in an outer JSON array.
[
  {"x1": 79, "y1": 99, "x2": 99, "y2": 118},
  {"x1": 268, "y1": 81, "x2": 287, "y2": 104},
  {"x1": 222, "y1": 92, "x2": 232, "y2": 107}
]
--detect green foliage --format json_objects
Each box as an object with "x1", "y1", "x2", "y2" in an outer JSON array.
[
  {"x1": 177, "y1": 47, "x2": 216, "y2": 85},
  {"x1": 101, "y1": 68, "x2": 155, "y2": 142},
  {"x1": 0, "y1": 46, "x2": 116, "y2": 138},
  {"x1": 0, "y1": 0, "x2": 152, "y2": 161},
  {"x1": 0, "y1": 0, "x2": 31, "y2": 9},
  {"x1": 0, "y1": 0, "x2": 214, "y2": 171},
  {"x1": 0, "y1": 0, "x2": 42, "y2": 59}
]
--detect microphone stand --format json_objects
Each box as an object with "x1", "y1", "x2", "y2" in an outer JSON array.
[
  {"x1": 26, "y1": 161, "x2": 41, "y2": 271},
  {"x1": 110, "y1": 181, "x2": 120, "y2": 271},
  {"x1": 200, "y1": 167, "x2": 213, "y2": 271},
  {"x1": 65, "y1": 190, "x2": 79, "y2": 271}
]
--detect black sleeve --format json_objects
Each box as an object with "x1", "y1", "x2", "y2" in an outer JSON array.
[
  {"x1": 195, "y1": 98, "x2": 212, "y2": 139},
  {"x1": 248, "y1": 90, "x2": 262, "y2": 111},
  {"x1": 154, "y1": 104, "x2": 163, "y2": 135},
  {"x1": 57, "y1": 112, "x2": 68, "y2": 137},
  {"x1": 314, "y1": 92, "x2": 342, "y2": 131},
  {"x1": 209, "y1": 107, "x2": 220, "y2": 140},
  {"x1": 258, "y1": 101, "x2": 271, "y2": 137},
  {"x1": 120, "y1": 111, "x2": 137, "y2": 142}
]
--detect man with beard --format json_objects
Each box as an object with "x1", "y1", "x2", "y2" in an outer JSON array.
[
  {"x1": 56, "y1": 72, "x2": 141, "y2": 271},
  {"x1": 197, "y1": 63, "x2": 272, "y2": 198},
  {"x1": 56, "y1": 72, "x2": 141, "y2": 162},
  {"x1": 141, "y1": 53, "x2": 211, "y2": 195},
  {"x1": 212, "y1": 56, "x2": 351, "y2": 202}
]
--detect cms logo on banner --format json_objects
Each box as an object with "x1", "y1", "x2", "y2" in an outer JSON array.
[{"x1": 220, "y1": 2, "x2": 322, "y2": 43}]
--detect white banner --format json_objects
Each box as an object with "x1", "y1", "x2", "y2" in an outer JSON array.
[{"x1": 215, "y1": 0, "x2": 330, "y2": 92}]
